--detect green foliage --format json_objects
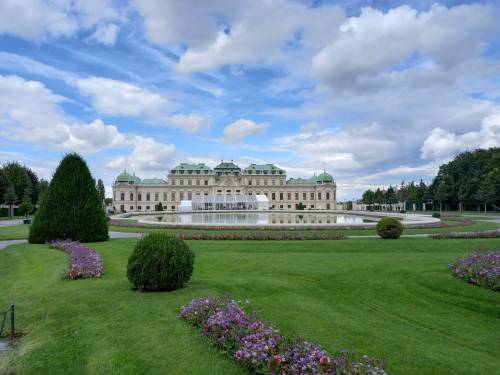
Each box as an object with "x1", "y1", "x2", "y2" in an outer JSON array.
[
  {"x1": 96, "y1": 179, "x2": 105, "y2": 203},
  {"x1": 376, "y1": 217, "x2": 403, "y2": 239},
  {"x1": 431, "y1": 148, "x2": 500, "y2": 208},
  {"x1": 432, "y1": 212, "x2": 441, "y2": 218},
  {"x1": 18, "y1": 198, "x2": 33, "y2": 218},
  {"x1": 28, "y1": 153, "x2": 109, "y2": 244},
  {"x1": 296, "y1": 202, "x2": 306, "y2": 210},
  {"x1": 127, "y1": 232, "x2": 195, "y2": 292},
  {"x1": 3, "y1": 185, "x2": 18, "y2": 218},
  {"x1": 155, "y1": 202, "x2": 164, "y2": 211},
  {"x1": 362, "y1": 189, "x2": 375, "y2": 207}
]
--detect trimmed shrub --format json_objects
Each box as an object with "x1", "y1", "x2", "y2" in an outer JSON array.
[
  {"x1": 432, "y1": 212, "x2": 441, "y2": 218},
  {"x1": 376, "y1": 217, "x2": 403, "y2": 239},
  {"x1": 29, "y1": 153, "x2": 109, "y2": 244},
  {"x1": 127, "y1": 232, "x2": 194, "y2": 291}
]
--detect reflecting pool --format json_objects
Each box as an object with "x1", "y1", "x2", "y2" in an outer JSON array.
[{"x1": 138, "y1": 212, "x2": 377, "y2": 226}]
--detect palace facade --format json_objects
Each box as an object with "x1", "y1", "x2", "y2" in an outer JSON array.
[{"x1": 112, "y1": 161, "x2": 336, "y2": 212}]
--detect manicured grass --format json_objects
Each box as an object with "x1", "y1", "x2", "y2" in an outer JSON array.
[
  {"x1": 110, "y1": 219, "x2": 500, "y2": 237},
  {"x1": 1, "y1": 237, "x2": 499, "y2": 374},
  {"x1": 0, "y1": 224, "x2": 29, "y2": 240}
]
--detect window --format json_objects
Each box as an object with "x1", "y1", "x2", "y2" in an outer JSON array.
[
  {"x1": 138, "y1": 193, "x2": 142, "y2": 201},
  {"x1": 279, "y1": 180, "x2": 283, "y2": 185},
  {"x1": 248, "y1": 180, "x2": 253, "y2": 185},
  {"x1": 171, "y1": 192, "x2": 175, "y2": 201},
  {"x1": 155, "y1": 192, "x2": 159, "y2": 201},
  {"x1": 172, "y1": 180, "x2": 175, "y2": 185},
  {"x1": 288, "y1": 205, "x2": 291, "y2": 209},
  {"x1": 130, "y1": 193, "x2": 133, "y2": 200},
  {"x1": 272, "y1": 192, "x2": 276, "y2": 200},
  {"x1": 120, "y1": 193, "x2": 125, "y2": 201},
  {"x1": 180, "y1": 192, "x2": 184, "y2": 200},
  {"x1": 310, "y1": 192, "x2": 314, "y2": 200},
  {"x1": 196, "y1": 179, "x2": 200, "y2": 186},
  {"x1": 204, "y1": 180, "x2": 208, "y2": 185},
  {"x1": 138, "y1": 206, "x2": 141, "y2": 210},
  {"x1": 188, "y1": 192, "x2": 192, "y2": 200},
  {"x1": 327, "y1": 203, "x2": 330, "y2": 209},
  {"x1": 130, "y1": 206, "x2": 133, "y2": 210},
  {"x1": 264, "y1": 179, "x2": 268, "y2": 185},
  {"x1": 280, "y1": 204, "x2": 283, "y2": 209},
  {"x1": 272, "y1": 180, "x2": 275, "y2": 185},
  {"x1": 287, "y1": 192, "x2": 291, "y2": 200},
  {"x1": 146, "y1": 193, "x2": 150, "y2": 201},
  {"x1": 188, "y1": 179, "x2": 192, "y2": 185},
  {"x1": 295, "y1": 192, "x2": 299, "y2": 200},
  {"x1": 180, "y1": 179, "x2": 184, "y2": 185},
  {"x1": 279, "y1": 192, "x2": 283, "y2": 200},
  {"x1": 171, "y1": 205, "x2": 175, "y2": 210},
  {"x1": 318, "y1": 192, "x2": 322, "y2": 200},
  {"x1": 146, "y1": 206, "x2": 150, "y2": 210},
  {"x1": 256, "y1": 179, "x2": 260, "y2": 185},
  {"x1": 310, "y1": 205, "x2": 314, "y2": 208},
  {"x1": 326, "y1": 192, "x2": 330, "y2": 200},
  {"x1": 163, "y1": 192, "x2": 168, "y2": 201},
  {"x1": 303, "y1": 192, "x2": 306, "y2": 200}
]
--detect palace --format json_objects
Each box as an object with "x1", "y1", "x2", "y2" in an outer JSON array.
[{"x1": 112, "y1": 161, "x2": 336, "y2": 212}]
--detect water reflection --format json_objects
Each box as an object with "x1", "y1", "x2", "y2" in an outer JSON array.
[{"x1": 140, "y1": 212, "x2": 376, "y2": 225}]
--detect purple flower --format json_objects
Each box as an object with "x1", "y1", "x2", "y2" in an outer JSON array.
[
  {"x1": 449, "y1": 251, "x2": 500, "y2": 292},
  {"x1": 48, "y1": 240, "x2": 103, "y2": 279}
]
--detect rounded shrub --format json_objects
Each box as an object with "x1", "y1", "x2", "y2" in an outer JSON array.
[
  {"x1": 432, "y1": 212, "x2": 441, "y2": 218},
  {"x1": 29, "y1": 153, "x2": 108, "y2": 244},
  {"x1": 127, "y1": 232, "x2": 195, "y2": 292},
  {"x1": 376, "y1": 217, "x2": 403, "y2": 239}
]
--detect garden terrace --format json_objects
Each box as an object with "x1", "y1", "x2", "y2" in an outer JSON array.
[{"x1": 0, "y1": 237, "x2": 499, "y2": 374}]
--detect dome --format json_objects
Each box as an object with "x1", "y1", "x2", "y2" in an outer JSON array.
[
  {"x1": 115, "y1": 170, "x2": 141, "y2": 184},
  {"x1": 316, "y1": 171, "x2": 333, "y2": 184}
]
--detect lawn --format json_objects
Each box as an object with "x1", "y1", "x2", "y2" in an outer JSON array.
[
  {"x1": 0, "y1": 224, "x2": 30, "y2": 240},
  {"x1": 0, "y1": 237, "x2": 499, "y2": 374},
  {"x1": 109, "y1": 219, "x2": 500, "y2": 237}
]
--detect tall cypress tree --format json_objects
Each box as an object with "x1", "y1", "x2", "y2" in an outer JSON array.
[{"x1": 29, "y1": 153, "x2": 109, "y2": 243}]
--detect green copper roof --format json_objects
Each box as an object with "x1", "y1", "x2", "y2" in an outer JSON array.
[
  {"x1": 286, "y1": 178, "x2": 313, "y2": 185},
  {"x1": 243, "y1": 163, "x2": 284, "y2": 174},
  {"x1": 214, "y1": 161, "x2": 241, "y2": 171},
  {"x1": 141, "y1": 178, "x2": 166, "y2": 184},
  {"x1": 171, "y1": 163, "x2": 211, "y2": 172},
  {"x1": 308, "y1": 171, "x2": 334, "y2": 184},
  {"x1": 317, "y1": 171, "x2": 334, "y2": 183},
  {"x1": 116, "y1": 170, "x2": 141, "y2": 184}
]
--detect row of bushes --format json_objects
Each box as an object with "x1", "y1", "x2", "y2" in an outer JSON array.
[
  {"x1": 449, "y1": 251, "x2": 499, "y2": 292},
  {"x1": 179, "y1": 296, "x2": 388, "y2": 374},
  {"x1": 48, "y1": 240, "x2": 104, "y2": 279},
  {"x1": 176, "y1": 232, "x2": 346, "y2": 240},
  {"x1": 431, "y1": 229, "x2": 500, "y2": 239}
]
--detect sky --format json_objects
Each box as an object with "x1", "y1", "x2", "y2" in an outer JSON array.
[{"x1": 0, "y1": 0, "x2": 499, "y2": 200}]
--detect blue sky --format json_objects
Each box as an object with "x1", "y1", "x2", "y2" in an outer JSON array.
[{"x1": 0, "y1": 0, "x2": 499, "y2": 200}]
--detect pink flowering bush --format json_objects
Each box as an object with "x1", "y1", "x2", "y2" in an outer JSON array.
[
  {"x1": 48, "y1": 240, "x2": 104, "y2": 279},
  {"x1": 449, "y1": 251, "x2": 500, "y2": 291},
  {"x1": 179, "y1": 296, "x2": 388, "y2": 374}
]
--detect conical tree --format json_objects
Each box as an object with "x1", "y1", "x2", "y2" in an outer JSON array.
[{"x1": 29, "y1": 153, "x2": 109, "y2": 243}]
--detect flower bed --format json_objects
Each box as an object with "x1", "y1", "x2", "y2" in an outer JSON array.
[
  {"x1": 179, "y1": 296, "x2": 388, "y2": 374},
  {"x1": 176, "y1": 232, "x2": 346, "y2": 240},
  {"x1": 449, "y1": 251, "x2": 499, "y2": 291},
  {"x1": 48, "y1": 240, "x2": 104, "y2": 279},
  {"x1": 431, "y1": 229, "x2": 500, "y2": 239}
]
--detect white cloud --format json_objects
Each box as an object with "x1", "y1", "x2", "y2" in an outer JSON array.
[
  {"x1": 75, "y1": 76, "x2": 167, "y2": 116},
  {"x1": 133, "y1": 0, "x2": 343, "y2": 73},
  {"x1": 0, "y1": 0, "x2": 118, "y2": 41},
  {"x1": 166, "y1": 114, "x2": 208, "y2": 133},
  {"x1": 91, "y1": 23, "x2": 119, "y2": 46},
  {"x1": 311, "y1": 4, "x2": 498, "y2": 93},
  {"x1": 220, "y1": 119, "x2": 270, "y2": 144},
  {"x1": 106, "y1": 136, "x2": 176, "y2": 172},
  {"x1": 421, "y1": 111, "x2": 500, "y2": 160},
  {"x1": 0, "y1": 74, "x2": 176, "y2": 168}
]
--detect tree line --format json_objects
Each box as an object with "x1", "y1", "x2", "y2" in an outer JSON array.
[
  {"x1": 361, "y1": 147, "x2": 499, "y2": 212},
  {"x1": 0, "y1": 161, "x2": 107, "y2": 217}
]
